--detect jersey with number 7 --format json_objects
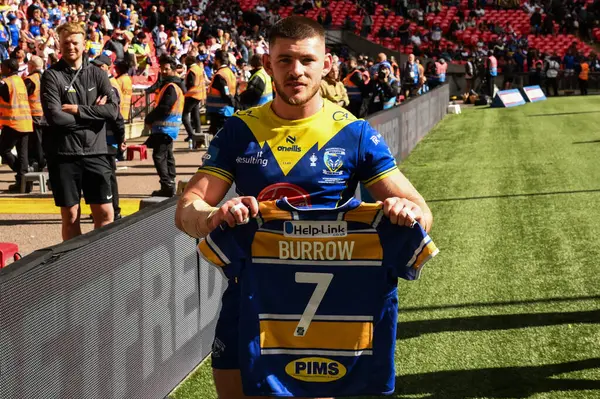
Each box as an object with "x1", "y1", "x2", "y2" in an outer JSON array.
[{"x1": 198, "y1": 198, "x2": 439, "y2": 397}]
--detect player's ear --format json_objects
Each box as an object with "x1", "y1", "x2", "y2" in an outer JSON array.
[
  {"x1": 322, "y1": 53, "x2": 333, "y2": 78},
  {"x1": 263, "y1": 53, "x2": 273, "y2": 76}
]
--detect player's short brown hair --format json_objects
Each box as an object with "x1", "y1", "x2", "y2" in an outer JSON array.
[
  {"x1": 56, "y1": 22, "x2": 85, "y2": 37},
  {"x1": 268, "y1": 16, "x2": 325, "y2": 47}
]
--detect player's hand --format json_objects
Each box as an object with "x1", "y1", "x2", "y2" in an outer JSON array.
[
  {"x1": 381, "y1": 197, "x2": 422, "y2": 228},
  {"x1": 207, "y1": 196, "x2": 259, "y2": 229}
]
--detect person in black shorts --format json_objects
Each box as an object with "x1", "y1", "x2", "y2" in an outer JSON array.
[{"x1": 41, "y1": 22, "x2": 118, "y2": 240}]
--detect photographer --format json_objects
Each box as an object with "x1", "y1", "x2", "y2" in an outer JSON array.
[{"x1": 367, "y1": 63, "x2": 400, "y2": 114}]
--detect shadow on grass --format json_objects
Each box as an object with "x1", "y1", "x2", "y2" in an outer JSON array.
[
  {"x1": 428, "y1": 188, "x2": 600, "y2": 203},
  {"x1": 573, "y1": 139, "x2": 600, "y2": 145},
  {"x1": 396, "y1": 310, "x2": 600, "y2": 341},
  {"x1": 528, "y1": 111, "x2": 600, "y2": 117},
  {"x1": 357, "y1": 358, "x2": 600, "y2": 399},
  {"x1": 397, "y1": 295, "x2": 600, "y2": 313}
]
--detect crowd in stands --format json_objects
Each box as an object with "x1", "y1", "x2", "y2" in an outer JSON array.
[{"x1": 0, "y1": 0, "x2": 598, "y2": 189}]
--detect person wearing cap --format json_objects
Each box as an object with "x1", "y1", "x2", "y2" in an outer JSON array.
[
  {"x1": 0, "y1": 58, "x2": 34, "y2": 192},
  {"x1": 206, "y1": 49, "x2": 239, "y2": 136},
  {"x1": 24, "y1": 55, "x2": 46, "y2": 172},
  {"x1": 91, "y1": 54, "x2": 126, "y2": 219},
  {"x1": 7, "y1": 14, "x2": 19, "y2": 50},
  {"x1": 367, "y1": 62, "x2": 400, "y2": 114},
  {"x1": 103, "y1": 29, "x2": 125, "y2": 63},
  {"x1": 183, "y1": 54, "x2": 207, "y2": 146},
  {"x1": 41, "y1": 22, "x2": 118, "y2": 240},
  {"x1": 144, "y1": 55, "x2": 185, "y2": 197}
]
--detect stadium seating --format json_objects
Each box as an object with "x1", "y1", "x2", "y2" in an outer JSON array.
[{"x1": 236, "y1": 0, "x2": 594, "y2": 59}]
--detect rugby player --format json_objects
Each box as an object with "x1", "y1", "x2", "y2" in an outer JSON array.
[{"x1": 175, "y1": 16, "x2": 433, "y2": 399}]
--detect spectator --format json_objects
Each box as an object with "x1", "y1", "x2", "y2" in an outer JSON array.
[
  {"x1": 402, "y1": 53, "x2": 420, "y2": 98},
  {"x1": 343, "y1": 56, "x2": 368, "y2": 117},
  {"x1": 144, "y1": 55, "x2": 185, "y2": 197},
  {"x1": 486, "y1": 51, "x2": 498, "y2": 97},
  {"x1": 319, "y1": 62, "x2": 349, "y2": 108},
  {"x1": 183, "y1": 55, "x2": 207, "y2": 146},
  {"x1": 238, "y1": 53, "x2": 273, "y2": 109},
  {"x1": 205, "y1": 49, "x2": 239, "y2": 137},
  {"x1": 367, "y1": 63, "x2": 400, "y2": 113},
  {"x1": 577, "y1": 56, "x2": 589, "y2": 95},
  {"x1": 0, "y1": 58, "x2": 33, "y2": 192},
  {"x1": 92, "y1": 54, "x2": 125, "y2": 220},
  {"x1": 544, "y1": 53, "x2": 560, "y2": 96},
  {"x1": 24, "y1": 55, "x2": 46, "y2": 173},
  {"x1": 41, "y1": 22, "x2": 118, "y2": 240},
  {"x1": 530, "y1": 7, "x2": 543, "y2": 35}
]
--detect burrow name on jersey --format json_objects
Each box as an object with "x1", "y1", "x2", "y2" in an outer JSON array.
[{"x1": 279, "y1": 240, "x2": 355, "y2": 261}]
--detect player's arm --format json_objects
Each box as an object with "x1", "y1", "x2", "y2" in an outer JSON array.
[
  {"x1": 175, "y1": 122, "x2": 259, "y2": 237},
  {"x1": 175, "y1": 172, "x2": 259, "y2": 238},
  {"x1": 367, "y1": 172, "x2": 433, "y2": 233},
  {"x1": 358, "y1": 122, "x2": 433, "y2": 233}
]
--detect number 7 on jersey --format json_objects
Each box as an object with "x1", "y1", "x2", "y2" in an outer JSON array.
[{"x1": 294, "y1": 272, "x2": 334, "y2": 337}]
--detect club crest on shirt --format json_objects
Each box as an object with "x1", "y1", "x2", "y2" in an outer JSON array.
[{"x1": 323, "y1": 148, "x2": 345, "y2": 175}]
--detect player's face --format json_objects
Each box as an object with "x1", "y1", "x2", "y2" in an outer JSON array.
[
  {"x1": 265, "y1": 36, "x2": 332, "y2": 106},
  {"x1": 59, "y1": 32, "x2": 84, "y2": 63}
]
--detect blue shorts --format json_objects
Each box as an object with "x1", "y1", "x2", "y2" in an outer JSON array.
[{"x1": 211, "y1": 279, "x2": 241, "y2": 369}]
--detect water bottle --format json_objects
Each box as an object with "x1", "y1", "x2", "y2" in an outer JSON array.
[{"x1": 188, "y1": 139, "x2": 194, "y2": 150}]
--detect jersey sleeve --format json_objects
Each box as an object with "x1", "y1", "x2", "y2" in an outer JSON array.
[
  {"x1": 356, "y1": 121, "x2": 399, "y2": 188},
  {"x1": 197, "y1": 223, "x2": 246, "y2": 280},
  {"x1": 388, "y1": 223, "x2": 439, "y2": 281},
  {"x1": 197, "y1": 121, "x2": 236, "y2": 185}
]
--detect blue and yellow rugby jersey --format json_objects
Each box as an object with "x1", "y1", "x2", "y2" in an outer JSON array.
[
  {"x1": 198, "y1": 198, "x2": 439, "y2": 397},
  {"x1": 198, "y1": 99, "x2": 398, "y2": 207}
]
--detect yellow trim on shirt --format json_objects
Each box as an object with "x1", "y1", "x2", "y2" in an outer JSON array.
[
  {"x1": 362, "y1": 166, "x2": 400, "y2": 188},
  {"x1": 343, "y1": 203, "x2": 383, "y2": 225},
  {"x1": 198, "y1": 240, "x2": 226, "y2": 267},
  {"x1": 260, "y1": 320, "x2": 373, "y2": 351},
  {"x1": 413, "y1": 241, "x2": 439, "y2": 270},
  {"x1": 197, "y1": 166, "x2": 234, "y2": 185}
]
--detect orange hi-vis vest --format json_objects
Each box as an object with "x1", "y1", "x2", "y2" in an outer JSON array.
[
  {"x1": 579, "y1": 62, "x2": 589, "y2": 80},
  {"x1": 117, "y1": 74, "x2": 132, "y2": 120},
  {"x1": 26, "y1": 72, "x2": 43, "y2": 119},
  {"x1": 206, "y1": 66, "x2": 237, "y2": 117},
  {"x1": 152, "y1": 82, "x2": 184, "y2": 139},
  {"x1": 185, "y1": 63, "x2": 207, "y2": 101},
  {"x1": 343, "y1": 69, "x2": 362, "y2": 102},
  {"x1": 0, "y1": 74, "x2": 33, "y2": 132}
]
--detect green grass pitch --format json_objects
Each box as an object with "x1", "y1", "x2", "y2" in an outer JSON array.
[{"x1": 170, "y1": 96, "x2": 600, "y2": 399}]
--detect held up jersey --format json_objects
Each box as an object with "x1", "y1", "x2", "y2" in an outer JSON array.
[
  {"x1": 198, "y1": 99, "x2": 398, "y2": 207},
  {"x1": 198, "y1": 198, "x2": 439, "y2": 397}
]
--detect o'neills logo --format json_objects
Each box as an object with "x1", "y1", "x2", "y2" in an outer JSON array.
[
  {"x1": 278, "y1": 136, "x2": 301, "y2": 152},
  {"x1": 277, "y1": 144, "x2": 302, "y2": 152}
]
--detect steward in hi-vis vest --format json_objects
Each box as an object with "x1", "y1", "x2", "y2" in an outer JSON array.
[
  {"x1": 0, "y1": 58, "x2": 33, "y2": 192},
  {"x1": 144, "y1": 55, "x2": 185, "y2": 197},
  {"x1": 239, "y1": 54, "x2": 273, "y2": 109},
  {"x1": 205, "y1": 49, "x2": 239, "y2": 135},
  {"x1": 342, "y1": 56, "x2": 368, "y2": 117},
  {"x1": 183, "y1": 55, "x2": 207, "y2": 146},
  {"x1": 23, "y1": 55, "x2": 47, "y2": 173}
]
